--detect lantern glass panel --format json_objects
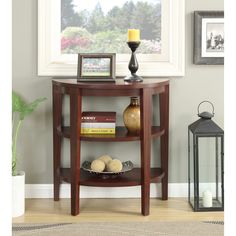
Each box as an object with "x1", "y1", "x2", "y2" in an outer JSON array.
[
  {"x1": 197, "y1": 136, "x2": 223, "y2": 208},
  {"x1": 188, "y1": 130, "x2": 194, "y2": 207}
]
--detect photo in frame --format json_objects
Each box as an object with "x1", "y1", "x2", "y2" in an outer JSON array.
[
  {"x1": 77, "y1": 53, "x2": 116, "y2": 82},
  {"x1": 194, "y1": 11, "x2": 224, "y2": 65}
]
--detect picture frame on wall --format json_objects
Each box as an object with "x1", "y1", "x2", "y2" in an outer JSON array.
[
  {"x1": 38, "y1": 0, "x2": 185, "y2": 77},
  {"x1": 77, "y1": 53, "x2": 116, "y2": 82},
  {"x1": 194, "y1": 11, "x2": 224, "y2": 65}
]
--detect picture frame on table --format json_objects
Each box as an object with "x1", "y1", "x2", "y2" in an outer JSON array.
[
  {"x1": 194, "y1": 11, "x2": 224, "y2": 65},
  {"x1": 77, "y1": 53, "x2": 116, "y2": 82}
]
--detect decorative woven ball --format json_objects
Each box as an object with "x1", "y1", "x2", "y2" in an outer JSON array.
[
  {"x1": 106, "y1": 159, "x2": 123, "y2": 173},
  {"x1": 90, "y1": 159, "x2": 105, "y2": 172},
  {"x1": 97, "y1": 155, "x2": 113, "y2": 165}
]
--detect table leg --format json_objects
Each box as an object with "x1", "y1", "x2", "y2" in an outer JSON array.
[
  {"x1": 53, "y1": 84, "x2": 62, "y2": 201},
  {"x1": 140, "y1": 88, "x2": 152, "y2": 216},
  {"x1": 70, "y1": 88, "x2": 82, "y2": 216},
  {"x1": 160, "y1": 84, "x2": 169, "y2": 200}
]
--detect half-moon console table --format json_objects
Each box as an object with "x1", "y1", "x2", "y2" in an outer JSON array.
[{"x1": 52, "y1": 78, "x2": 169, "y2": 216}]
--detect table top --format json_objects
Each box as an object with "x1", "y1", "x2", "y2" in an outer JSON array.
[{"x1": 52, "y1": 78, "x2": 169, "y2": 90}]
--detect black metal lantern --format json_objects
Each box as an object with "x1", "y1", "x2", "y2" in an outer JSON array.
[{"x1": 188, "y1": 101, "x2": 224, "y2": 211}]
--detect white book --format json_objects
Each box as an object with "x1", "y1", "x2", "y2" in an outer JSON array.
[{"x1": 81, "y1": 122, "x2": 116, "y2": 129}]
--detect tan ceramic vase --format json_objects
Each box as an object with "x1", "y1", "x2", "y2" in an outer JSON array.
[{"x1": 123, "y1": 97, "x2": 140, "y2": 133}]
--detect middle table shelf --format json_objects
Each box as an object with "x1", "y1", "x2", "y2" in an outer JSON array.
[{"x1": 58, "y1": 126, "x2": 165, "y2": 142}]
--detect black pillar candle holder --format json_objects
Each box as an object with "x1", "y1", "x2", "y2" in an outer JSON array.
[{"x1": 124, "y1": 41, "x2": 143, "y2": 82}]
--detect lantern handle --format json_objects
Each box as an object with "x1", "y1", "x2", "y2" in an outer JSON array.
[{"x1": 197, "y1": 101, "x2": 215, "y2": 116}]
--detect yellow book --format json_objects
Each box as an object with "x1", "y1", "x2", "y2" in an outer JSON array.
[{"x1": 81, "y1": 128, "x2": 115, "y2": 134}]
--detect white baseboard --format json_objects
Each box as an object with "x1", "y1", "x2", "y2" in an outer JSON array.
[{"x1": 25, "y1": 183, "x2": 188, "y2": 198}]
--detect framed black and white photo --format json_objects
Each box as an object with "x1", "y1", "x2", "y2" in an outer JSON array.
[
  {"x1": 194, "y1": 11, "x2": 224, "y2": 65},
  {"x1": 77, "y1": 53, "x2": 116, "y2": 82}
]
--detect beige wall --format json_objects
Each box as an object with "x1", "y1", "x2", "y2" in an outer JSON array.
[{"x1": 12, "y1": 0, "x2": 224, "y2": 184}]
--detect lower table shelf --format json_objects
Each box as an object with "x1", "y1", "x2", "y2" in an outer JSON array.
[{"x1": 60, "y1": 168, "x2": 165, "y2": 187}]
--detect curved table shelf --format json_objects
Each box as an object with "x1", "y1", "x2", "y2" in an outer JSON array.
[
  {"x1": 60, "y1": 168, "x2": 165, "y2": 187},
  {"x1": 59, "y1": 126, "x2": 165, "y2": 142}
]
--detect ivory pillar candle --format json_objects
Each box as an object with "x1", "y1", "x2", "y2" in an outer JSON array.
[
  {"x1": 202, "y1": 190, "x2": 213, "y2": 207},
  {"x1": 127, "y1": 29, "x2": 140, "y2": 42}
]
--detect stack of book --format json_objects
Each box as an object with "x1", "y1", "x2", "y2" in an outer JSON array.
[{"x1": 81, "y1": 111, "x2": 116, "y2": 134}]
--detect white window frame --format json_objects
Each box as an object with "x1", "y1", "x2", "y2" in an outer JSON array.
[{"x1": 38, "y1": 0, "x2": 185, "y2": 77}]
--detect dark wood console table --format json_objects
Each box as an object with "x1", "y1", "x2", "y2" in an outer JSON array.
[{"x1": 52, "y1": 78, "x2": 169, "y2": 216}]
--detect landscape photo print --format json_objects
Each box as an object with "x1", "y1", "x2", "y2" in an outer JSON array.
[{"x1": 61, "y1": 0, "x2": 162, "y2": 54}]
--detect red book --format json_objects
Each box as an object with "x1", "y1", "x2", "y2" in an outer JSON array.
[{"x1": 81, "y1": 111, "x2": 116, "y2": 123}]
